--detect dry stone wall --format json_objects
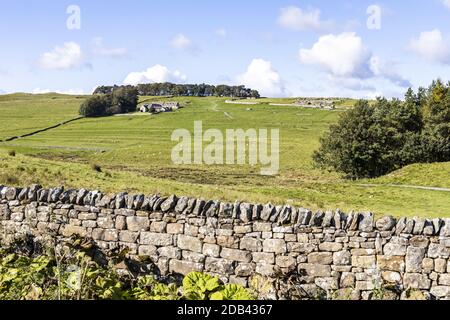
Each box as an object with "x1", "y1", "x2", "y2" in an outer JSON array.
[{"x1": 1, "y1": 184, "x2": 450, "y2": 300}]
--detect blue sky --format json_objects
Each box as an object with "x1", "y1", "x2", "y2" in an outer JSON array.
[{"x1": 1, "y1": 0, "x2": 450, "y2": 98}]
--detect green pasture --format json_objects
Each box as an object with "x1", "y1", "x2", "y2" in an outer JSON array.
[{"x1": 0, "y1": 93, "x2": 448, "y2": 217}]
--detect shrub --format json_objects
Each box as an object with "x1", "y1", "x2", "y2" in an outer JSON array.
[
  {"x1": 0, "y1": 242, "x2": 254, "y2": 301},
  {"x1": 8, "y1": 150, "x2": 16, "y2": 157},
  {"x1": 0, "y1": 173, "x2": 19, "y2": 185},
  {"x1": 91, "y1": 164, "x2": 102, "y2": 173}
]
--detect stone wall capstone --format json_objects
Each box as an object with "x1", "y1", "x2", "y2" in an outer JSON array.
[{"x1": 1, "y1": 184, "x2": 450, "y2": 300}]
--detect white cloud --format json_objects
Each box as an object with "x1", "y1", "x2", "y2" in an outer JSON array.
[
  {"x1": 299, "y1": 32, "x2": 372, "y2": 78},
  {"x1": 237, "y1": 59, "x2": 286, "y2": 97},
  {"x1": 31, "y1": 88, "x2": 85, "y2": 95},
  {"x1": 369, "y1": 56, "x2": 411, "y2": 88},
  {"x1": 92, "y1": 37, "x2": 128, "y2": 58},
  {"x1": 170, "y1": 34, "x2": 193, "y2": 50},
  {"x1": 299, "y1": 32, "x2": 410, "y2": 95},
  {"x1": 38, "y1": 42, "x2": 84, "y2": 70},
  {"x1": 215, "y1": 28, "x2": 227, "y2": 38},
  {"x1": 123, "y1": 64, "x2": 187, "y2": 85},
  {"x1": 278, "y1": 6, "x2": 331, "y2": 31},
  {"x1": 409, "y1": 29, "x2": 450, "y2": 63},
  {"x1": 441, "y1": 0, "x2": 450, "y2": 9},
  {"x1": 286, "y1": 69, "x2": 408, "y2": 100}
]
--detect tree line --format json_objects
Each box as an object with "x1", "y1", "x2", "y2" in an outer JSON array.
[
  {"x1": 93, "y1": 83, "x2": 260, "y2": 98},
  {"x1": 81, "y1": 82, "x2": 260, "y2": 117},
  {"x1": 314, "y1": 79, "x2": 450, "y2": 179}
]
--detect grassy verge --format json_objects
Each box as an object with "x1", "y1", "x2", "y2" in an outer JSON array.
[{"x1": 1, "y1": 150, "x2": 449, "y2": 218}]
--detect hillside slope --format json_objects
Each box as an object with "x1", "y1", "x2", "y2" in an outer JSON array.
[
  {"x1": 368, "y1": 162, "x2": 450, "y2": 189},
  {"x1": 0, "y1": 93, "x2": 86, "y2": 140},
  {"x1": 0, "y1": 94, "x2": 448, "y2": 217}
]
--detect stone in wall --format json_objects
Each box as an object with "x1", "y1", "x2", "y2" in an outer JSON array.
[{"x1": 0, "y1": 184, "x2": 450, "y2": 300}]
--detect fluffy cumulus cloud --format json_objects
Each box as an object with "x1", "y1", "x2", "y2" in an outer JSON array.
[
  {"x1": 92, "y1": 37, "x2": 128, "y2": 58},
  {"x1": 298, "y1": 32, "x2": 411, "y2": 97},
  {"x1": 38, "y1": 42, "x2": 84, "y2": 70},
  {"x1": 299, "y1": 32, "x2": 410, "y2": 89},
  {"x1": 123, "y1": 64, "x2": 187, "y2": 85},
  {"x1": 299, "y1": 32, "x2": 372, "y2": 78},
  {"x1": 278, "y1": 6, "x2": 331, "y2": 31},
  {"x1": 237, "y1": 59, "x2": 286, "y2": 97},
  {"x1": 409, "y1": 29, "x2": 450, "y2": 63},
  {"x1": 170, "y1": 34, "x2": 193, "y2": 50}
]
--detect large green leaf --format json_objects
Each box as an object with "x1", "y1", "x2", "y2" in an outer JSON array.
[
  {"x1": 212, "y1": 284, "x2": 254, "y2": 301},
  {"x1": 182, "y1": 272, "x2": 222, "y2": 300}
]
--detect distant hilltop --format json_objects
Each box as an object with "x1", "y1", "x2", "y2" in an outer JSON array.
[{"x1": 93, "y1": 83, "x2": 260, "y2": 99}]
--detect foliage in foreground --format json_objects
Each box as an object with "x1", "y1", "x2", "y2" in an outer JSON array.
[
  {"x1": 0, "y1": 236, "x2": 433, "y2": 301},
  {"x1": 0, "y1": 243, "x2": 253, "y2": 301},
  {"x1": 314, "y1": 80, "x2": 450, "y2": 179}
]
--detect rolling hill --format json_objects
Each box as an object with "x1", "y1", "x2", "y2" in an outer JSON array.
[{"x1": 0, "y1": 93, "x2": 448, "y2": 217}]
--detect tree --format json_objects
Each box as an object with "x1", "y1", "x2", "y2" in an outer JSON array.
[
  {"x1": 80, "y1": 87, "x2": 138, "y2": 117},
  {"x1": 111, "y1": 86, "x2": 139, "y2": 114},
  {"x1": 95, "y1": 83, "x2": 260, "y2": 98},
  {"x1": 313, "y1": 100, "x2": 388, "y2": 179},
  {"x1": 313, "y1": 81, "x2": 450, "y2": 179},
  {"x1": 421, "y1": 80, "x2": 450, "y2": 162},
  {"x1": 79, "y1": 95, "x2": 109, "y2": 117},
  {"x1": 251, "y1": 90, "x2": 260, "y2": 98},
  {"x1": 92, "y1": 86, "x2": 113, "y2": 95}
]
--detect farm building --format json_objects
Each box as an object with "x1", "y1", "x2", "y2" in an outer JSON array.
[
  {"x1": 163, "y1": 102, "x2": 180, "y2": 110},
  {"x1": 150, "y1": 104, "x2": 165, "y2": 113},
  {"x1": 140, "y1": 102, "x2": 181, "y2": 114},
  {"x1": 139, "y1": 105, "x2": 149, "y2": 113},
  {"x1": 295, "y1": 99, "x2": 336, "y2": 110}
]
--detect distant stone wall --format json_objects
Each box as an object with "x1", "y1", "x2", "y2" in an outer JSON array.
[{"x1": 1, "y1": 184, "x2": 450, "y2": 300}]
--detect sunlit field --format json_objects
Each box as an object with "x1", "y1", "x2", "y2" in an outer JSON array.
[{"x1": 1, "y1": 93, "x2": 449, "y2": 217}]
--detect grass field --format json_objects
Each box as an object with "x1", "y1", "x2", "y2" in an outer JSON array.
[
  {"x1": 0, "y1": 93, "x2": 87, "y2": 140},
  {"x1": 0, "y1": 93, "x2": 449, "y2": 218},
  {"x1": 228, "y1": 97, "x2": 357, "y2": 108}
]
